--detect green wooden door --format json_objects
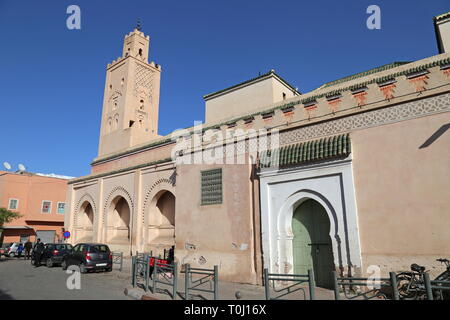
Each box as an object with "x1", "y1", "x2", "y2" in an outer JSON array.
[{"x1": 292, "y1": 199, "x2": 335, "y2": 289}]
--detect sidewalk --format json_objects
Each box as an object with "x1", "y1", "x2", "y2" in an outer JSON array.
[{"x1": 117, "y1": 258, "x2": 336, "y2": 300}]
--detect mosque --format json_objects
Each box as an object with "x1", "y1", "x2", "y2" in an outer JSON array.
[{"x1": 65, "y1": 12, "x2": 450, "y2": 286}]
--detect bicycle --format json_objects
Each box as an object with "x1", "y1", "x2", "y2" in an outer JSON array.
[{"x1": 396, "y1": 258, "x2": 450, "y2": 300}]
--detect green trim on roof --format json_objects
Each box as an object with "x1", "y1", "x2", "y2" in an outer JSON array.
[
  {"x1": 70, "y1": 157, "x2": 173, "y2": 185},
  {"x1": 203, "y1": 70, "x2": 299, "y2": 100},
  {"x1": 259, "y1": 134, "x2": 351, "y2": 168},
  {"x1": 210, "y1": 56, "x2": 450, "y2": 131},
  {"x1": 321, "y1": 62, "x2": 410, "y2": 89},
  {"x1": 434, "y1": 11, "x2": 450, "y2": 21},
  {"x1": 91, "y1": 138, "x2": 173, "y2": 166},
  {"x1": 90, "y1": 56, "x2": 449, "y2": 168}
]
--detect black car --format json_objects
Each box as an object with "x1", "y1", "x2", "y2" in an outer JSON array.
[
  {"x1": 38, "y1": 243, "x2": 73, "y2": 267},
  {"x1": 61, "y1": 243, "x2": 113, "y2": 273}
]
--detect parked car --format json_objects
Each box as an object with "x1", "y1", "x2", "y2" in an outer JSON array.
[
  {"x1": 0, "y1": 243, "x2": 12, "y2": 256},
  {"x1": 36, "y1": 243, "x2": 74, "y2": 267},
  {"x1": 61, "y1": 243, "x2": 113, "y2": 273},
  {"x1": 1, "y1": 242, "x2": 22, "y2": 257}
]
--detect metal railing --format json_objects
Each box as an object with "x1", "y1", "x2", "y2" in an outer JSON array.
[
  {"x1": 151, "y1": 257, "x2": 178, "y2": 299},
  {"x1": 423, "y1": 273, "x2": 450, "y2": 300},
  {"x1": 333, "y1": 271, "x2": 399, "y2": 300},
  {"x1": 264, "y1": 268, "x2": 315, "y2": 300},
  {"x1": 135, "y1": 251, "x2": 152, "y2": 259},
  {"x1": 131, "y1": 254, "x2": 150, "y2": 291},
  {"x1": 182, "y1": 264, "x2": 219, "y2": 300},
  {"x1": 112, "y1": 252, "x2": 123, "y2": 271}
]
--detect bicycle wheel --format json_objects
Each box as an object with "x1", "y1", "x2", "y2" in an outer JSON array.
[{"x1": 396, "y1": 273, "x2": 418, "y2": 300}]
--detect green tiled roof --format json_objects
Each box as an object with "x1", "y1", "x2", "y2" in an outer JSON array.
[
  {"x1": 320, "y1": 62, "x2": 410, "y2": 89},
  {"x1": 90, "y1": 56, "x2": 449, "y2": 168},
  {"x1": 259, "y1": 133, "x2": 351, "y2": 168}
]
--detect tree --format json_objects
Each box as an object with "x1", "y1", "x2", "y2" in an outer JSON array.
[{"x1": 0, "y1": 207, "x2": 21, "y2": 227}]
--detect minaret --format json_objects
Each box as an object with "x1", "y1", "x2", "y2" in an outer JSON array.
[{"x1": 97, "y1": 24, "x2": 161, "y2": 157}]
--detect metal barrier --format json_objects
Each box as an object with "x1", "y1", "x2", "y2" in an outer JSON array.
[
  {"x1": 131, "y1": 254, "x2": 150, "y2": 291},
  {"x1": 333, "y1": 271, "x2": 399, "y2": 300},
  {"x1": 112, "y1": 252, "x2": 123, "y2": 271},
  {"x1": 264, "y1": 268, "x2": 315, "y2": 300},
  {"x1": 423, "y1": 273, "x2": 450, "y2": 300},
  {"x1": 135, "y1": 251, "x2": 152, "y2": 259},
  {"x1": 183, "y1": 264, "x2": 219, "y2": 300},
  {"x1": 151, "y1": 257, "x2": 178, "y2": 300}
]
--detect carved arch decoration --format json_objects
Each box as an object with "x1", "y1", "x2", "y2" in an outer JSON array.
[
  {"x1": 141, "y1": 177, "x2": 175, "y2": 225},
  {"x1": 102, "y1": 186, "x2": 135, "y2": 226},
  {"x1": 73, "y1": 193, "x2": 97, "y2": 229}
]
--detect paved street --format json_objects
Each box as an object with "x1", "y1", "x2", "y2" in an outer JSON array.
[{"x1": 0, "y1": 257, "x2": 130, "y2": 300}]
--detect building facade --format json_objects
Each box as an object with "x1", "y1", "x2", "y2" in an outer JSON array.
[
  {"x1": 0, "y1": 171, "x2": 68, "y2": 245},
  {"x1": 66, "y1": 13, "x2": 450, "y2": 286}
]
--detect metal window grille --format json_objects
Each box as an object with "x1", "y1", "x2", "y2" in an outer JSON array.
[{"x1": 201, "y1": 169, "x2": 222, "y2": 205}]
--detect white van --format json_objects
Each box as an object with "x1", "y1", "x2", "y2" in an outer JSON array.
[{"x1": 4, "y1": 242, "x2": 22, "y2": 257}]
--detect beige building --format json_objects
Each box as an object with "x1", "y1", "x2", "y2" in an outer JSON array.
[{"x1": 66, "y1": 13, "x2": 450, "y2": 286}]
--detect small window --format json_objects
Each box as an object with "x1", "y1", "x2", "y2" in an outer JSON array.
[
  {"x1": 42, "y1": 201, "x2": 52, "y2": 214},
  {"x1": 282, "y1": 92, "x2": 286, "y2": 100},
  {"x1": 57, "y1": 202, "x2": 65, "y2": 214},
  {"x1": 8, "y1": 198, "x2": 18, "y2": 210},
  {"x1": 201, "y1": 169, "x2": 223, "y2": 205}
]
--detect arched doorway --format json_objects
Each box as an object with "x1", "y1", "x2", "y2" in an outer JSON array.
[
  {"x1": 77, "y1": 202, "x2": 94, "y2": 242},
  {"x1": 107, "y1": 196, "x2": 131, "y2": 243},
  {"x1": 293, "y1": 199, "x2": 335, "y2": 289},
  {"x1": 147, "y1": 190, "x2": 175, "y2": 250},
  {"x1": 157, "y1": 191, "x2": 175, "y2": 227}
]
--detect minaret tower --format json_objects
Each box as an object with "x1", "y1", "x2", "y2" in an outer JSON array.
[{"x1": 97, "y1": 23, "x2": 161, "y2": 157}]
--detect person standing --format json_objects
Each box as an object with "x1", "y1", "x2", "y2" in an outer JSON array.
[
  {"x1": 32, "y1": 238, "x2": 44, "y2": 267},
  {"x1": 17, "y1": 243, "x2": 24, "y2": 258},
  {"x1": 24, "y1": 240, "x2": 32, "y2": 260}
]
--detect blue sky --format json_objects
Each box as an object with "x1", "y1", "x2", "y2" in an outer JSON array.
[{"x1": 0, "y1": 0, "x2": 448, "y2": 177}]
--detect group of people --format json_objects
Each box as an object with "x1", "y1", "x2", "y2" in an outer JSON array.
[
  {"x1": 11, "y1": 239, "x2": 45, "y2": 267},
  {"x1": 14, "y1": 241, "x2": 33, "y2": 259}
]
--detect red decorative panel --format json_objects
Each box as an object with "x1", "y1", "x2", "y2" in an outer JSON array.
[
  {"x1": 380, "y1": 84, "x2": 396, "y2": 100},
  {"x1": 408, "y1": 75, "x2": 428, "y2": 92},
  {"x1": 328, "y1": 99, "x2": 341, "y2": 113},
  {"x1": 353, "y1": 91, "x2": 368, "y2": 106}
]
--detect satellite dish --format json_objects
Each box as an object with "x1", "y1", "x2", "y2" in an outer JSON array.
[
  {"x1": 3, "y1": 162, "x2": 11, "y2": 170},
  {"x1": 18, "y1": 164, "x2": 26, "y2": 172}
]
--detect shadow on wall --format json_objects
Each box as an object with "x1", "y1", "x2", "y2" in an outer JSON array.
[{"x1": 419, "y1": 123, "x2": 450, "y2": 149}]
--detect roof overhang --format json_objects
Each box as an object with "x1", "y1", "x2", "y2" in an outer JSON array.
[{"x1": 0, "y1": 226, "x2": 33, "y2": 230}]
